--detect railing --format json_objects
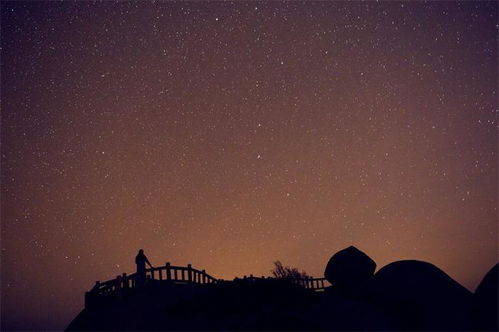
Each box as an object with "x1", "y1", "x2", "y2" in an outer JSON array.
[
  {"x1": 88, "y1": 262, "x2": 218, "y2": 297},
  {"x1": 146, "y1": 263, "x2": 218, "y2": 285},
  {"x1": 290, "y1": 276, "x2": 328, "y2": 290},
  {"x1": 89, "y1": 272, "x2": 138, "y2": 296},
  {"x1": 85, "y1": 263, "x2": 330, "y2": 308},
  {"x1": 239, "y1": 274, "x2": 329, "y2": 291}
]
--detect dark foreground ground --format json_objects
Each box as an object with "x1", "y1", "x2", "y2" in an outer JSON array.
[{"x1": 67, "y1": 260, "x2": 498, "y2": 331}]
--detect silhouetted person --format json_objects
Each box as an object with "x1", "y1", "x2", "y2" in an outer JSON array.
[{"x1": 135, "y1": 249, "x2": 152, "y2": 286}]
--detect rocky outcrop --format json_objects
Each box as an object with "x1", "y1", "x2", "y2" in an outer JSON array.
[
  {"x1": 366, "y1": 260, "x2": 473, "y2": 330},
  {"x1": 324, "y1": 246, "x2": 376, "y2": 292}
]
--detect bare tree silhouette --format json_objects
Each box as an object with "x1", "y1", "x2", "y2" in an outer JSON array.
[{"x1": 271, "y1": 260, "x2": 309, "y2": 279}]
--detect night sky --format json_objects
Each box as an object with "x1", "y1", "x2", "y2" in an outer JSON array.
[{"x1": 1, "y1": 1, "x2": 497, "y2": 330}]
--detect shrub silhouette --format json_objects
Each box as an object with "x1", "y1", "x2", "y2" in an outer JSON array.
[{"x1": 271, "y1": 260, "x2": 309, "y2": 279}]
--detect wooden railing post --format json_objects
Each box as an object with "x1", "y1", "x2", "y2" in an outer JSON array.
[
  {"x1": 115, "y1": 275, "x2": 122, "y2": 293},
  {"x1": 166, "y1": 262, "x2": 171, "y2": 280},
  {"x1": 92, "y1": 281, "x2": 101, "y2": 292},
  {"x1": 187, "y1": 264, "x2": 192, "y2": 282},
  {"x1": 202, "y1": 270, "x2": 206, "y2": 284},
  {"x1": 122, "y1": 273, "x2": 128, "y2": 289}
]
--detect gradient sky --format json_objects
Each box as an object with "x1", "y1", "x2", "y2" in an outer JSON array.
[{"x1": 1, "y1": 1, "x2": 497, "y2": 330}]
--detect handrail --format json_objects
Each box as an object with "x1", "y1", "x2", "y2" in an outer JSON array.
[
  {"x1": 88, "y1": 263, "x2": 219, "y2": 297},
  {"x1": 238, "y1": 274, "x2": 329, "y2": 291},
  {"x1": 87, "y1": 263, "x2": 329, "y2": 301},
  {"x1": 144, "y1": 263, "x2": 219, "y2": 284}
]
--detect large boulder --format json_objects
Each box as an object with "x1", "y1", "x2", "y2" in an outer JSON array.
[
  {"x1": 324, "y1": 246, "x2": 376, "y2": 290},
  {"x1": 366, "y1": 260, "x2": 473, "y2": 330},
  {"x1": 472, "y1": 263, "x2": 498, "y2": 331}
]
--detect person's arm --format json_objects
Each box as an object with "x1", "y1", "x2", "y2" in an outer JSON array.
[{"x1": 145, "y1": 257, "x2": 153, "y2": 268}]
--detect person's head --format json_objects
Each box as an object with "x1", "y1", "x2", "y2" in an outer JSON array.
[{"x1": 139, "y1": 249, "x2": 144, "y2": 254}]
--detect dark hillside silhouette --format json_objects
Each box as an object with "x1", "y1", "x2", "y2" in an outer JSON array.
[
  {"x1": 66, "y1": 246, "x2": 498, "y2": 331},
  {"x1": 472, "y1": 263, "x2": 498, "y2": 331}
]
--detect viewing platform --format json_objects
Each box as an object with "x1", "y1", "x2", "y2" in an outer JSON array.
[{"x1": 85, "y1": 262, "x2": 329, "y2": 309}]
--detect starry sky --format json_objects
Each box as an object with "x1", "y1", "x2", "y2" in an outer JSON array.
[{"x1": 1, "y1": 1, "x2": 497, "y2": 330}]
